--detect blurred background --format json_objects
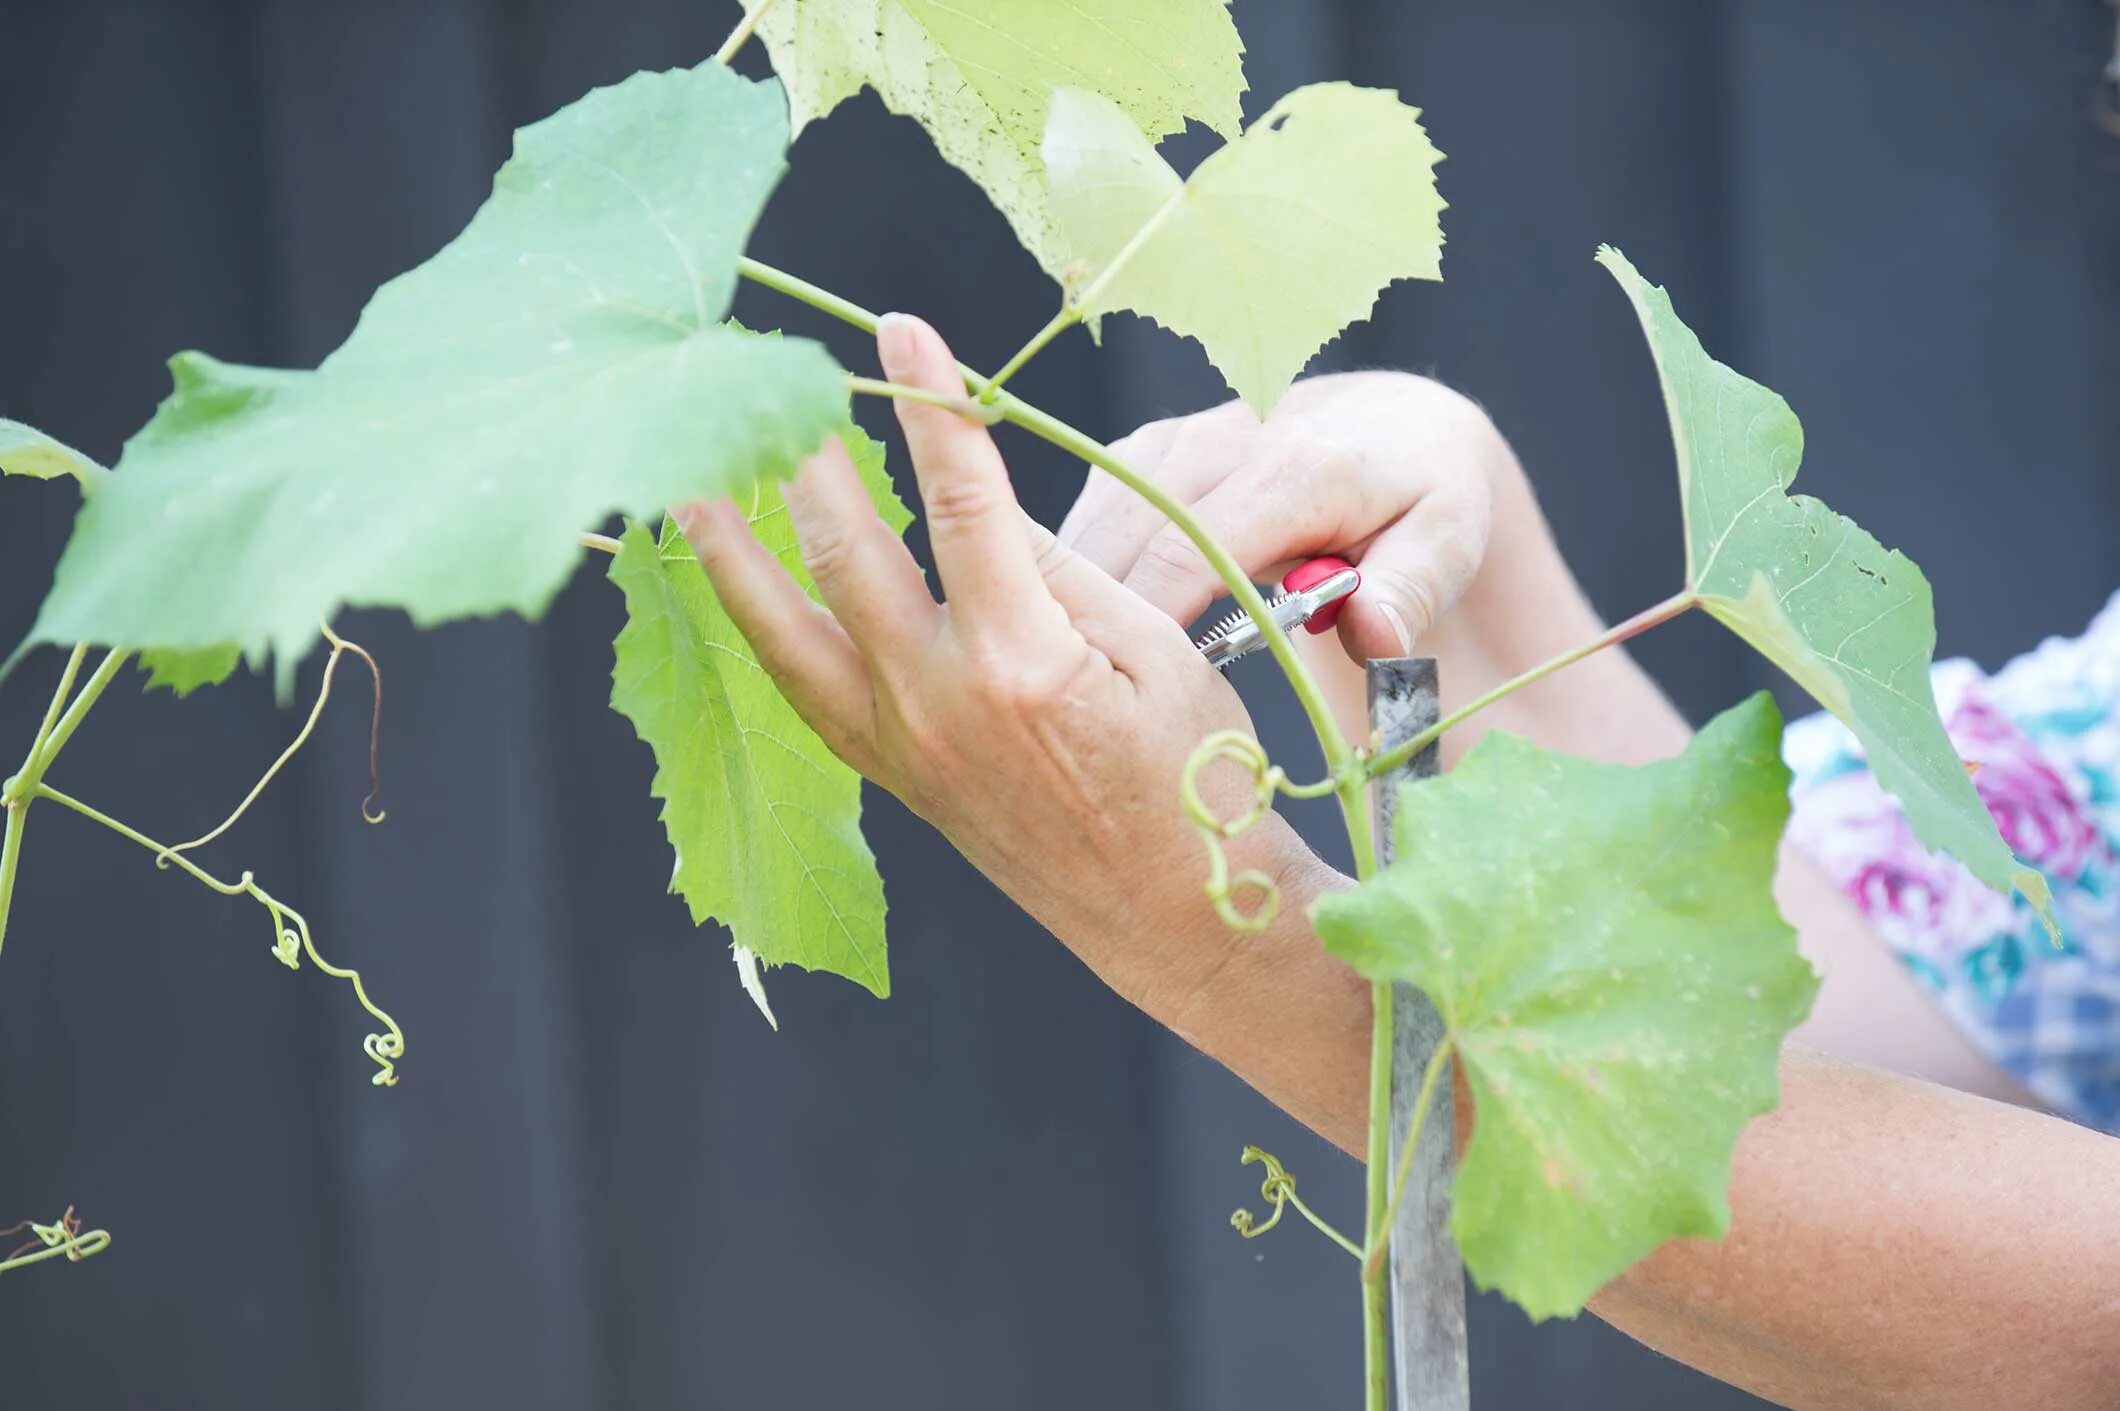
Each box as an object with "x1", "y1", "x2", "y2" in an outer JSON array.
[{"x1": 1, "y1": 1, "x2": 2116, "y2": 1407}]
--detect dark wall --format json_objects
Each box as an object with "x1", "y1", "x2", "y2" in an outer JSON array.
[{"x1": 1, "y1": 3, "x2": 2114, "y2": 1409}]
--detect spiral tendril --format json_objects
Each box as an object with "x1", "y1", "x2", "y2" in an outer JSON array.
[
  {"x1": 1229, "y1": 1145, "x2": 1297, "y2": 1239},
  {"x1": 34, "y1": 783, "x2": 405, "y2": 1088},
  {"x1": 0, "y1": 1207, "x2": 111, "y2": 1276},
  {"x1": 1179, "y1": 732, "x2": 1342, "y2": 934}
]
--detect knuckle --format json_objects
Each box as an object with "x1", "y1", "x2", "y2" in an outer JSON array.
[
  {"x1": 795, "y1": 524, "x2": 857, "y2": 583},
  {"x1": 1132, "y1": 528, "x2": 1204, "y2": 592},
  {"x1": 963, "y1": 645, "x2": 1056, "y2": 711},
  {"x1": 920, "y1": 472, "x2": 1006, "y2": 529}
]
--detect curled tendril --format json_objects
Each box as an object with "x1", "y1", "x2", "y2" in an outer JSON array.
[
  {"x1": 1229, "y1": 1145, "x2": 1298, "y2": 1239},
  {"x1": 0, "y1": 1207, "x2": 111, "y2": 1276},
  {"x1": 246, "y1": 876, "x2": 404, "y2": 1087},
  {"x1": 157, "y1": 623, "x2": 388, "y2": 871},
  {"x1": 33, "y1": 784, "x2": 406, "y2": 1089},
  {"x1": 1179, "y1": 732, "x2": 1341, "y2": 934}
]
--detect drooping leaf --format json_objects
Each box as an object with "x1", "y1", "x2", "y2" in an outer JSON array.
[
  {"x1": 25, "y1": 62, "x2": 846, "y2": 687},
  {"x1": 1314, "y1": 694, "x2": 1819, "y2": 1322},
  {"x1": 138, "y1": 646, "x2": 243, "y2": 698},
  {"x1": 608, "y1": 423, "x2": 909, "y2": 1002},
  {"x1": 746, "y1": 0, "x2": 1245, "y2": 280},
  {"x1": 0, "y1": 418, "x2": 105, "y2": 486},
  {"x1": 1043, "y1": 83, "x2": 1445, "y2": 413},
  {"x1": 1598, "y1": 246, "x2": 2053, "y2": 929}
]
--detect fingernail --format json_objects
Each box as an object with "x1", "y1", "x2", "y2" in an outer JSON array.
[
  {"x1": 877, "y1": 312, "x2": 918, "y2": 381},
  {"x1": 1377, "y1": 600, "x2": 1414, "y2": 657}
]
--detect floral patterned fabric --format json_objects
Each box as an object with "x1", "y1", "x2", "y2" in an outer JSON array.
[{"x1": 1784, "y1": 590, "x2": 2120, "y2": 1133}]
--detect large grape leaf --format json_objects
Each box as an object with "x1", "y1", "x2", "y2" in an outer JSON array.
[
  {"x1": 1598, "y1": 246, "x2": 2053, "y2": 929},
  {"x1": 745, "y1": 0, "x2": 1244, "y2": 280},
  {"x1": 0, "y1": 419, "x2": 105, "y2": 487},
  {"x1": 23, "y1": 61, "x2": 846, "y2": 688},
  {"x1": 1042, "y1": 83, "x2": 1445, "y2": 413},
  {"x1": 608, "y1": 425, "x2": 909, "y2": 1004},
  {"x1": 1314, "y1": 694, "x2": 1818, "y2": 1321}
]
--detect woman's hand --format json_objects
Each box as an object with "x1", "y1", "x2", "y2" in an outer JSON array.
[
  {"x1": 1058, "y1": 372, "x2": 1501, "y2": 664},
  {"x1": 676, "y1": 313, "x2": 1329, "y2": 1019},
  {"x1": 1061, "y1": 371, "x2": 1680, "y2": 765}
]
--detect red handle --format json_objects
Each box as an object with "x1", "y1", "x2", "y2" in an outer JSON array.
[{"x1": 1281, "y1": 556, "x2": 1359, "y2": 634}]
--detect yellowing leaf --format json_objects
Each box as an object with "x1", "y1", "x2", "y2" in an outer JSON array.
[
  {"x1": 1043, "y1": 83, "x2": 1445, "y2": 413},
  {"x1": 1314, "y1": 695, "x2": 1818, "y2": 1320},
  {"x1": 1598, "y1": 246, "x2": 2053, "y2": 930},
  {"x1": 24, "y1": 62, "x2": 847, "y2": 686},
  {"x1": 746, "y1": 0, "x2": 1245, "y2": 279},
  {"x1": 0, "y1": 419, "x2": 105, "y2": 486},
  {"x1": 606, "y1": 424, "x2": 909, "y2": 1001}
]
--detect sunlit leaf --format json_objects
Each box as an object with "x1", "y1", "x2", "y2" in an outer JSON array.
[
  {"x1": 1314, "y1": 695, "x2": 1818, "y2": 1320},
  {"x1": 1599, "y1": 246, "x2": 2052, "y2": 929},
  {"x1": 746, "y1": 0, "x2": 1245, "y2": 280},
  {"x1": 607, "y1": 423, "x2": 908, "y2": 1002},
  {"x1": 1043, "y1": 83, "x2": 1445, "y2": 413},
  {"x1": 25, "y1": 62, "x2": 846, "y2": 688}
]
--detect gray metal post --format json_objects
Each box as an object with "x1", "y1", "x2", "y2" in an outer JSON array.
[{"x1": 1366, "y1": 658, "x2": 1468, "y2": 1411}]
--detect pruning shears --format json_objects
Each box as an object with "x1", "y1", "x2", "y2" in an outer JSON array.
[{"x1": 1193, "y1": 556, "x2": 1361, "y2": 671}]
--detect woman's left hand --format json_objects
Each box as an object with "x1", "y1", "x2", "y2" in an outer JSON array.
[{"x1": 676, "y1": 313, "x2": 1331, "y2": 1018}]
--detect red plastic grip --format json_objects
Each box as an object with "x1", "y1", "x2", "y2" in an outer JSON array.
[{"x1": 1281, "y1": 556, "x2": 1359, "y2": 634}]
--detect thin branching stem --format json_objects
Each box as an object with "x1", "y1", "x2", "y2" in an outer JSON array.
[
  {"x1": 1366, "y1": 589, "x2": 1698, "y2": 779},
  {"x1": 159, "y1": 627, "x2": 380, "y2": 864},
  {"x1": 711, "y1": 0, "x2": 779, "y2": 66},
  {"x1": 0, "y1": 644, "x2": 121, "y2": 958},
  {"x1": 36, "y1": 782, "x2": 405, "y2": 1086},
  {"x1": 580, "y1": 532, "x2": 623, "y2": 555},
  {"x1": 979, "y1": 305, "x2": 1080, "y2": 403}
]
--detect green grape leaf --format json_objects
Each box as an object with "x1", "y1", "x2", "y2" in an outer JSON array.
[
  {"x1": 607, "y1": 423, "x2": 909, "y2": 1003},
  {"x1": 23, "y1": 61, "x2": 846, "y2": 688},
  {"x1": 1314, "y1": 694, "x2": 1819, "y2": 1321},
  {"x1": 746, "y1": 0, "x2": 1245, "y2": 280},
  {"x1": 0, "y1": 418, "x2": 105, "y2": 486},
  {"x1": 138, "y1": 646, "x2": 243, "y2": 698},
  {"x1": 1598, "y1": 246, "x2": 2053, "y2": 929},
  {"x1": 1043, "y1": 83, "x2": 1445, "y2": 414}
]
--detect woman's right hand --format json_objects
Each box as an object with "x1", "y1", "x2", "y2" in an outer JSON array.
[{"x1": 1061, "y1": 371, "x2": 1689, "y2": 764}]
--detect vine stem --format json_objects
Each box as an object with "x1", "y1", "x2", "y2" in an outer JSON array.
[
  {"x1": 1365, "y1": 589, "x2": 1699, "y2": 780},
  {"x1": 1366, "y1": 1036, "x2": 1453, "y2": 1277},
  {"x1": 711, "y1": 0, "x2": 779, "y2": 65},
  {"x1": 842, "y1": 375, "x2": 1350, "y2": 762},
  {"x1": 0, "y1": 646, "x2": 128, "y2": 959},
  {"x1": 580, "y1": 532, "x2": 622, "y2": 555},
  {"x1": 747, "y1": 256, "x2": 1698, "y2": 1411},
  {"x1": 979, "y1": 306, "x2": 1080, "y2": 403},
  {"x1": 1289, "y1": 1190, "x2": 1366, "y2": 1261}
]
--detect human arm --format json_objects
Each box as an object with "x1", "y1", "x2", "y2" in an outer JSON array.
[
  {"x1": 1063, "y1": 372, "x2": 2033, "y2": 1103},
  {"x1": 685, "y1": 326, "x2": 2118, "y2": 1411}
]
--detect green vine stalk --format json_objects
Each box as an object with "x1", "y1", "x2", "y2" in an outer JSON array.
[{"x1": 749, "y1": 255, "x2": 1662, "y2": 1410}]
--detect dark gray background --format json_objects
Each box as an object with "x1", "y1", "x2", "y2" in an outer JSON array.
[{"x1": 1, "y1": 2, "x2": 2115, "y2": 1408}]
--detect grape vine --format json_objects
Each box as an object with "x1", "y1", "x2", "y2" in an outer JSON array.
[{"x1": 0, "y1": 7, "x2": 2045, "y2": 1408}]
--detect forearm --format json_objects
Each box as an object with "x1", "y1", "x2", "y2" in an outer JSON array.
[
  {"x1": 1157, "y1": 915, "x2": 2119, "y2": 1410},
  {"x1": 1594, "y1": 1048, "x2": 2120, "y2": 1410}
]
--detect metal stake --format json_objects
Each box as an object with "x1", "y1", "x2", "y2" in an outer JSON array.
[{"x1": 1366, "y1": 658, "x2": 1468, "y2": 1411}]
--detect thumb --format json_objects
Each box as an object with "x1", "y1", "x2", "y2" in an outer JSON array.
[{"x1": 1335, "y1": 487, "x2": 1489, "y2": 662}]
